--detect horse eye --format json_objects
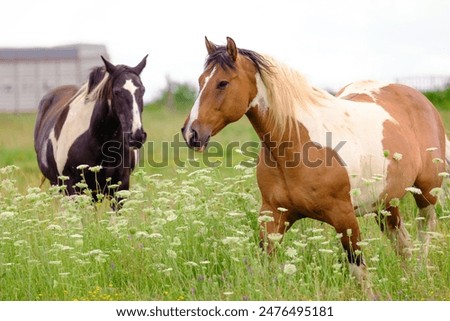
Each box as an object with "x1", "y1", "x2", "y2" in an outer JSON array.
[{"x1": 217, "y1": 80, "x2": 229, "y2": 90}]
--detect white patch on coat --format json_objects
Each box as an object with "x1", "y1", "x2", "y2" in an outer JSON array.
[
  {"x1": 53, "y1": 95, "x2": 96, "y2": 175},
  {"x1": 184, "y1": 67, "x2": 217, "y2": 142},
  {"x1": 249, "y1": 73, "x2": 268, "y2": 110},
  {"x1": 337, "y1": 80, "x2": 391, "y2": 100},
  {"x1": 295, "y1": 87, "x2": 398, "y2": 212},
  {"x1": 123, "y1": 79, "x2": 142, "y2": 135}
]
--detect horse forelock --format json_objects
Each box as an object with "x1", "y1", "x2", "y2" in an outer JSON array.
[
  {"x1": 84, "y1": 65, "x2": 141, "y2": 104},
  {"x1": 205, "y1": 46, "x2": 272, "y2": 75}
]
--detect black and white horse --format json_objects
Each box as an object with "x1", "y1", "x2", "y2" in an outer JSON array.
[{"x1": 34, "y1": 56, "x2": 148, "y2": 198}]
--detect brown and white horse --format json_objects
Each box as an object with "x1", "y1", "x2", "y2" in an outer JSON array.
[{"x1": 182, "y1": 37, "x2": 450, "y2": 296}]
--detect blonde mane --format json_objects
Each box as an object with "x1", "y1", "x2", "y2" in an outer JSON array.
[
  {"x1": 86, "y1": 73, "x2": 110, "y2": 102},
  {"x1": 70, "y1": 70, "x2": 111, "y2": 107},
  {"x1": 259, "y1": 55, "x2": 333, "y2": 137}
]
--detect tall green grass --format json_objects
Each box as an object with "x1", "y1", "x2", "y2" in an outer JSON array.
[
  {"x1": 1, "y1": 163, "x2": 449, "y2": 300},
  {"x1": 0, "y1": 104, "x2": 449, "y2": 300}
]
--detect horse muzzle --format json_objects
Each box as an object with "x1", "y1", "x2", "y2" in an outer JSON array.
[
  {"x1": 181, "y1": 126, "x2": 211, "y2": 152},
  {"x1": 129, "y1": 129, "x2": 147, "y2": 149}
]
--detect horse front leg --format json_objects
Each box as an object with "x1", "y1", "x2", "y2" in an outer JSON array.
[{"x1": 258, "y1": 201, "x2": 299, "y2": 254}]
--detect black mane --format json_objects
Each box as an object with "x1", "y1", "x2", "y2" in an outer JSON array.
[
  {"x1": 87, "y1": 65, "x2": 141, "y2": 95},
  {"x1": 87, "y1": 67, "x2": 106, "y2": 94},
  {"x1": 205, "y1": 46, "x2": 272, "y2": 74}
]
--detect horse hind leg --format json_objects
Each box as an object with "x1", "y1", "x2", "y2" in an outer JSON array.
[
  {"x1": 377, "y1": 206, "x2": 413, "y2": 259},
  {"x1": 333, "y1": 212, "x2": 376, "y2": 299}
]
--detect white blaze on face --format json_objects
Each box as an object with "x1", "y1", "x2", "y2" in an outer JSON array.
[
  {"x1": 123, "y1": 78, "x2": 142, "y2": 135},
  {"x1": 185, "y1": 67, "x2": 217, "y2": 142}
]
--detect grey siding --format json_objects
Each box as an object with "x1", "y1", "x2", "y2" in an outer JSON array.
[{"x1": 0, "y1": 44, "x2": 108, "y2": 112}]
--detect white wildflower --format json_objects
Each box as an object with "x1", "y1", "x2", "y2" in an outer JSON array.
[
  {"x1": 277, "y1": 207, "x2": 288, "y2": 212},
  {"x1": 438, "y1": 172, "x2": 450, "y2": 177},
  {"x1": 430, "y1": 187, "x2": 444, "y2": 197},
  {"x1": 393, "y1": 152, "x2": 403, "y2": 161},
  {"x1": 0, "y1": 211, "x2": 15, "y2": 220},
  {"x1": 432, "y1": 158, "x2": 444, "y2": 164},
  {"x1": 166, "y1": 249, "x2": 177, "y2": 259},
  {"x1": 76, "y1": 164, "x2": 89, "y2": 170},
  {"x1": 161, "y1": 268, "x2": 173, "y2": 274},
  {"x1": 135, "y1": 231, "x2": 150, "y2": 238},
  {"x1": 166, "y1": 213, "x2": 178, "y2": 222},
  {"x1": 426, "y1": 147, "x2": 438, "y2": 152},
  {"x1": 307, "y1": 235, "x2": 325, "y2": 241},
  {"x1": 268, "y1": 233, "x2": 283, "y2": 242},
  {"x1": 222, "y1": 237, "x2": 241, "y2": 245},
  {"x1": 171, "y1": 237, "x2": 181, "y2": 246},
  {"x1": 285, "y1": 247, "x2": 298, "y2": 258},
  {"x1": 88, "y1": 165, "x2": 103, "y2": 172},
  {"x1": 283, "y1": 263, "x2": 297, "y2": 275},
  {"x1": 227, "y1": 211, "x2": 245, "y2": 217},
  {"x1": 47, "y1": 224, "x2": 63, "y2": 231},
  {"x1": 405, "y1": 186, "x2": 422, "y2": 195},
  {"x1": 149, "y1": 233, "x2": 163, "y2": 239},
  {"x1": 115, "y1": 190, "x2": 131, "y2": 198},
  {"x1": 258, "y1": 215, "x2": 274, "y2": 223}
]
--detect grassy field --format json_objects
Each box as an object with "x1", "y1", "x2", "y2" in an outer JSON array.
[{"x1": 0, "y1": 105, "x2": 449, "y2": 301}]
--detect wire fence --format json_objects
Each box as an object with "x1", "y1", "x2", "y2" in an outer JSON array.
[{"x1": 395, "y1": 75, "x2": 450, "y2": 92}]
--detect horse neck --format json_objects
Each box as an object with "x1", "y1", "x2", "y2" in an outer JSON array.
[
  {"x1": 90, "y1": 98, "x2": 120, "y2": 142},
  {"x1": 246, "y1": 105, "x2": 307, "y2": 152}
]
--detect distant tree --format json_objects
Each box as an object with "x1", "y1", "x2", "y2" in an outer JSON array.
[{"x1": 150, "y1": 80, "x2": 197, "y2": 111}]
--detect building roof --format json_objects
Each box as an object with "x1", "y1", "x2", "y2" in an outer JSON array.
[{"x1": 0, "y1": 44, "x2": 106, "y2": 61}]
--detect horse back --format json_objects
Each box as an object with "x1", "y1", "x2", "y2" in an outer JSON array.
[{"x1": 34, "y1": 85, "x2": 79, "y2": 148}]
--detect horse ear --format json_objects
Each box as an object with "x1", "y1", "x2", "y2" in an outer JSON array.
[
  {"x1": 226, "y1": 37, "x2": 238, "y2": 62},
  {"x1": 133, "y1": 54, "x2": 148, "y2": 75},
  {"x1": 205, "y1": 36, "x2": 217, "y2": 55},
  {"x1": 101, "y1": 56, "x2": 117, "y2": 74}
]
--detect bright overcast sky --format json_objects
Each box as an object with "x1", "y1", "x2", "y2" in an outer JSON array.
[{"x1": 2, "y1": 0, "x2": 450, "y2": 101}]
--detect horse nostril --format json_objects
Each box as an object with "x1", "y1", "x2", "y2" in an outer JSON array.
[{"x1": 189, "y1": 128, "x2": 201, "y2": 148}]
